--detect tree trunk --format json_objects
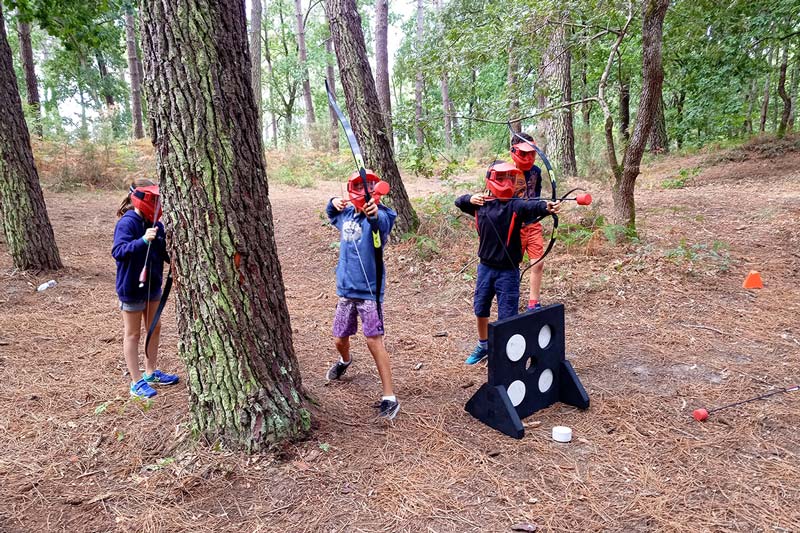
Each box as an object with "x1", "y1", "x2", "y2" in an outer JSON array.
[
  {"x1": 759, "y1": 48, "x2": 774, "y2": 133},
  {"x1": 374, "y1": 0, "x2": 393, "y2": 146},
  {"x1": 580, "y1": 46, "x2": 591, "y2": 152},
  {"x1": 414, "y1": 0, "x2": 424, "y2": 147},
  {"x1": 294, "y1": 0, "x2": 316, "y2": 127},
  {"x1": 777, "y1": 47, "x2": 791, "y2": 138},
  {"x1": 16, "y1": 21, "x2": 41, "y2": 137},
  {"x1": 327, "y1": 0, "x2": 418, "y2": 236},
  {"x1": 138, "y1": 0, "x2": 309, "y2": 452},
  {"x1": 263, "y1": 28, "x2": 279, "y2": 148},
  {"x1": 743, "y1": 80, "x2": 757, "y2": 135},
  {"x1": 435, "y1": 0, "x2": 452, "y2": 149},
  {"x1": 96, "y1": 52, "x2": 115, "y2": 109},
  {"x1": 648, "y1": 94, "x2": 668, "y2": 153},
  {"x1": 508, "y1": 43, "x2": 521, "y2": 135},
  {"x1": 125, "y1": 9, "x2": 145, "y2": 139},
  {"x1": 788, "y1": 57, "x2": 798, "y2": 131},
  {"x1": 537, "y1": 16, "x2": 577, "y2": 176},
  {"x1": 250, "y1": 0, "x2": 263, "y2": 140},
  {"x1": 0, "y1": 6, "x2": 62, "y2": 270},
  {"x1": 325, "y1": 35, "x2": 339, "y2": 151},
  {"x1": 619, "y1": 61, "x2": 630, "y2": 142},
  {"x1": 612, "y1": 0, "x2": 669, "y2": 230},
  {"x1": 675, "y1": 89, "x2": 686, "y2": 148}
]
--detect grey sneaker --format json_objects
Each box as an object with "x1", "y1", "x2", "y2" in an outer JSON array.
[
  {"x1": 377, "y1": 398, "x2": 400, "y2": 420},
  {"x1": 326, "y1": 360, "x2": 351, "y2": 381}
]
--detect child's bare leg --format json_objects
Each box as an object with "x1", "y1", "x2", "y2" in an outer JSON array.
[
  {"x1": 365, "y1": 335, "x2": 393, "y2": 397},
  {"x1": 143, "y1": 299, "x2": 161, "y2": 375},
  {"x1": 334, "y1": 336, "x2": 351, "y2": 363},
  {"x1": 122, "y1": 311, "x2": 143, "y2": 381},
  {"x1": 528, "y1": 262, "x2": 544, "y2": 303},
  {"x1": 477, "y1": 316, "x2": 489, "y2": 340}
]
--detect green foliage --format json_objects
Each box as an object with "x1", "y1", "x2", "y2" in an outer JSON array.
[
  {"x1": 661, "y1": 167, "x2": 701, "y2": 189},
  {"x1": 663, "y1": 239, "x2": 732, "y2": 272}
]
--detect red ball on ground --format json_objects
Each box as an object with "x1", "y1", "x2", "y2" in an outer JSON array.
[{"x1": 693, "y1": 408, "x2": 709, "y2": 422}]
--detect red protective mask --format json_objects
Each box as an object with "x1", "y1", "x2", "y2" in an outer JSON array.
[
  {"x1": 510, "y1": 142, "x2": 537, "y2": 171},
  {"x1": 347, "y1": 170, "x2": 390, "y2": 212},
  {"x1": 131, "y1": 185, "x2": 162, "y2": 224},
  {"x1": 485, "y1": 162, "x2": 522, "y2": 200}
]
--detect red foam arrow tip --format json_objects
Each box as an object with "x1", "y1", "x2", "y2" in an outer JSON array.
[
  {"x1": 576, "y1": 193, "x2": 592, "y2": 205},
  {"x1": 374, "y1": 181, "x2": 390, "y2": 196}
]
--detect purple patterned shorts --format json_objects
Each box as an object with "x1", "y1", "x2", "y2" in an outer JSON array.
[{"x1": 333, "y1": 297, "x2": 384, "y2": 338}]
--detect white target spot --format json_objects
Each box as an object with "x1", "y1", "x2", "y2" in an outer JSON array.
[
  {"x1": 506, "y1": 334, "x2": 526, "y2": 362},
  {"x1": 538, "y1": 368, "x2": 554, "y2": 393},
  {"x1": 538, "y1": 324, "x2": 552, "y2": 349},
  {"x1": 507, "y1": 380, "x2": 526, "y2": 407}
]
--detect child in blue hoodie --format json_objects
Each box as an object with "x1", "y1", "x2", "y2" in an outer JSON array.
[
  {"x1": 112, "y1": 179, "x2": 179, "y2": 399},
  {"x1": 325, "y1": 170, "x2": 399, "y2": 420}
]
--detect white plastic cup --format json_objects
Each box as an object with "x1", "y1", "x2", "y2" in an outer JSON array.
[
  {"x1": 37, "y1": 280, "x2": 57, "y2": 292},
  {"x1": 552, "y1": 426, "x2": 572, "y2": 443}
]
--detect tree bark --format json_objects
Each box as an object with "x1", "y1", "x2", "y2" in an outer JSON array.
[
  {"x1": 675, "y1": 89, "x2": 686, "y2": 148},
  {"x1": 138, "y1": 0, "x2": 309, "y2": 451},
  {"x1": 294, "y1": 0, "x2": 316, "y2": 127},
  {"x1": 414, "y1": 0, "x2": 424, "y2": 147},
  {"x1": 777, "y1": 47, "x2": 791, "y2": 138},
  {"x1": 374, "y1": 0, "x2": 393, "y2": 146},
  {"x1": 16, "y1": 21, "x2": 42, "y2": 137},
  {"x1": 435, "y1": 0, "x2": 452, "y2": 149},
  {"x1": 0, "y1": 6, "x2": 62, "y2": 270},
  {"x1": 788, "y1": 55, "x2": 798, "y2": 131},
  {"x1": 648, "y1": 94, "x2": 668, "y2": 153},
  {"x1": 618, "y1": 57, "x2": 630, "y2": 142},
  {"x1": 325, "y1": 34, "x2": 339, "y2": 151},
  {"x1": 263, "y1": 28, "x2": 279, "y2": 148},
  {"x1": 96, "y1": 52, "x2": 116, "y2": 109},
  {"x1": 759, "y1": 48, "x2": 774, "y2": 133},
  {"x1": 125, "y1": 9, "x2": 145, "y2": 139},
  {"x1": 327, "y1": 0, "x2": 418, "y2": 236},
  {"x1": 612, "y1": 0, "x2": 669, "y2": 230},
  {"x1": 508, "y1": 43, "x2": 521, "y2": 135},
  {"x1": 580, "y1": 46, "x2": 591, "y2": 152},
  {"x1": 743, "y1": 80, "x2": 756, "y2": 136},
  {"x1": 250, "y1": 0, "x2": 263, "y2": 141},
  {"x1": 537, "y1": 16, "x2": 577, "y2": 176}
]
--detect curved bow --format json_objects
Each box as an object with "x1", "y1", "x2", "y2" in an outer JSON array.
[{"x1": 141, "y1": 190, "x2": 171, "y2": 354}]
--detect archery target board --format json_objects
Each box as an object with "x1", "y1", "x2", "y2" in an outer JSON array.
[{"x1": 465, "y1": 303, "x2": 590, "y2": 439}]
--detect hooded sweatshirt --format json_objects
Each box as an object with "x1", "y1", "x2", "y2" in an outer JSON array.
[
  {"x1": 112, "y1": 209, "x2": 168, "y2": 303},
  {"x1": 327, "y1": 200, "x2": 397, "y2": 302}
]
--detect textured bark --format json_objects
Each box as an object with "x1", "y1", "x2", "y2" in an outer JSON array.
[
  {"x1": 777, "y1": 48, "x2": 791, "y2": 138},
  {"x1": 263, "y1": 29, "x2": 279, "y2": 147},
  {"x1": 138, "y1": 0, "x2": 309, "y2": 451},
  {"x1": 0, "y1": 6, "x2": 62, "y2": 271},
  {"x1": 374, "y1": 0, "x2": 393, "y2": 145},
  {"x1": 325, "y1": 36, "x2": 339, "y2": 151},
  {"x1": 580, "y1": 47, "x2": 591, "y2": 151},
  {"x1": 508, "y1": 44, "x2": 521, "y2": 134},
  {"x1": 435, "y1": 0, "x2": 452, "y2": 149},
  {"x1": 743, "y1": 80, "x2": 756, "y2": 136},
  {"x1": 125, "y1": 10, "x2": 145, "y2": 139},
  {"x1": 414, "y1": 0, "x2": 424, "y2": 146},
  {"x1": 676, "y1": 89, "x2": 686, "y2": 147},
  {"x1": 537, "y1": 17, "x2": 577, "y2": 176},
  {"x1": 294, "y1": 0, "x2": 315, "y2": 126},
  {"x1": 648, "y1": 94, "x2": 668, "y2": 153},
  {"x1": 250, "y1": 0, "x2": 263, "y2": 139},
  {"x1": 17, "y1": 21, "x2": 41, "y2": 137},
  {"x1": 619, "y1": 59, "x2": 630, "y2": 142},
  {"x1": 789, "y1": 57, "x2": 798, "y2": 131},
  {"x1": 612, "y1": 0, "x2": 669, "y2": 230},
  {"x1": 759, "y1": 48, "x2": 774, "y2": 133},
  {"x1": 327, "y1": 0, "x2": 418, "y2": 236},
  {"x1": 96, "y1": 52, "x2": 115, "y2": 108}
]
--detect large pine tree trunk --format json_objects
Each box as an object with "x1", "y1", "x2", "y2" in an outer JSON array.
[
  {"x1": 125, "y1": 9, "x2": 145, "y2": 139},
  {"x1": 250, "y1": 0, "x2": 263, "y2": 140},
  {"x1": 777, "y1": 47, "x2": 791, "y2": 138},
  {"x1": 538, "y1": 17, "x2": 577, "y2": 176},
  {"x1": 612, "y1": 0, "x2": 669, "y2": 230},
  {"x1": 648, "y1": 94, "x2": 668, "y2": 153},
  {"x1": 414, "y1": 0, "x2": 424, "y2": 147},
  {"x1": 17, "y1": 21, "x2": 42, "y2": 137},
  {"x1": 0, "y1": 6, "x2": 62, "y2": 271},
  {"x1": 374, "y1": 0, "x2": 393, "y2": 146},
  {"x1": 138, "y1": 0, "x2": 309, "y2": 451},
  {"x1": 294, "y1": 0, "x2": 316, "y2": 127},
  {"x1": 327, "y1": 0, "x2": 418, "y2": 236}
]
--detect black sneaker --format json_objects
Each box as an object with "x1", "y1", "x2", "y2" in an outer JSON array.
[
  {"x1": 377, "y1": 398, "x2": 400, "y2": 420},
  {"x1": 326, "y1": 360, "x2": 350, "y2": 381}
]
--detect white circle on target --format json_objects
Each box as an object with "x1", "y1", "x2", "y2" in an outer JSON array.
[
  {"x1": 538, "y1": 324, "x2": 552, "y2": 349},
  {"x1": 538, "y1": 368, "x2": 554, "y2": 393},
  {"x1": 507, "y1": 380, "x2": 526, "y2": 407},
  {"x1": 506, "y1": 334, "x2": 526, "y2": 362}
]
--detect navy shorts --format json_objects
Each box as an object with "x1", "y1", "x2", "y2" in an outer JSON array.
[{"x1": 473, "y1": 263, "x2": 520, "y2": 319}]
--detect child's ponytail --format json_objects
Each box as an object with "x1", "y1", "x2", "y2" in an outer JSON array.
[{"x1": 117, "y1": 177, "x2": 157, "y2": 218}]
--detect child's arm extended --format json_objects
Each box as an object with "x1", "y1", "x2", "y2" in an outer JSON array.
[
  {"x1": 518, "y1": 198, "x2": 562, "y2": 219},
  {"x1": 326, "y1": 197, "x2": 348, "y2": 229},
  {"x1": 363, "y1": 201, "x2": 396, "y2": 239},
  {"x1": 454, "y1": 193, "x2": 487, "y2": 215},
  {"x1": 111, "y1": 218, "x2": 148, "y2": 260}
]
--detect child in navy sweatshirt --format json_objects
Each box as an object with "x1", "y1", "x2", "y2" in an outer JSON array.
[
  {"x1": 325, "y1": 170, "x2": 399, "y2": 420},
  {"x1": 112, "y1": 178, "x2": 178, "y2": 398}
]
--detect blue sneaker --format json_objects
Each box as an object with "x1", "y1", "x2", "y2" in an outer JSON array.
[
  {"x1": 130, "y1": 378, "x2": 157, "y2": 398},
  {"x1": 527, "y1": 303, "x2": 542, "y2": 311},
  {"x1": 143, "y1": 369, "x2": 180, "y2": 386},
  {"x1": 465, "y1": 345, "x2": 488, "y2": 365}
]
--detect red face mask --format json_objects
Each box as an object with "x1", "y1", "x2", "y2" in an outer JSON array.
[
  {"x1": 347, "y1": 170, "x2": 389, "y2": 212},
  {"x1": 510, "y1": 142, "x2": 537, "y2": 171},
  {"x1": 131, "y1": 185, "x2": 162, "y2": 224},
  {"x1": 485, "y1": 162, "x2": 522, "y2": 200}
]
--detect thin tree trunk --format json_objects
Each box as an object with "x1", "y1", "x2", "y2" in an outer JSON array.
[
  {"x1": 580, "y1": 46, "x2": 591, "y2": 152},
  {"x1": 788, "y1": 56, "x2": 798, "y2": 131},
  {"x1": 675, "y1": 89, "x2": 686, "y2": 148},
  {"x1": 777, "y1": 47, "x2": 791, "y2": 138},
  {"x1": 508, "y1": 43, "x2": 521, "y2": 135},
  {"x1": 619, "y1": 56, "x2": 630, "y2": 142},
  {"x1": 760, "y1": 48, "x2": 774, "y2": 133},
  {"x1": 96, "y1": 52, "x2": 115, "y2": 108},
  {"x1": 374, "y1": 0, "x2": 393, "y2": 146},
  {"x1": 743, "y1": 80, "x2": 757, "y2": 135},
  {"x1": 327, "y1": 0, "x2": 418, "y2": 236},
  {"x1": 414, "y1": 0, "x2": 424, "y2": 147},
  {"x1": 648, "y1": 94, "x2": 668, "y2": 153},
  {"x1": 17, "y1": 21, "x2": 42, "y2": 137},
  {"x1": 294, "y1": 0, "x2": 316, "y2": 127},
  {"x1": 0, "y1": 5, "x2": 62, "y2": 270},
  {"x1": 612, "y1": 0, "x2": 669, "y2": 230},
  {"x1": 125, "y1": 9, "x2": 145, "y2": 139},
  {"x1": 263, "y1": 28, "x2": 279, "y2": 148},
  {"x1": 250, "y1": 0, "x2": 263, "y2": 140},
  {"x1": 325, "y1": 35, "x2": 339, "y2": 151},
  {"x1": 435, "y1": 0, "x2": 452, "y2": 149},
  {"x1": 138, "y1": 0, "x2": 308, "y2": 452}
]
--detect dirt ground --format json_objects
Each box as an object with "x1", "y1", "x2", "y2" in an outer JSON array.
[{"x1": 1, "y1": 138, "x2": 799, "y2": 532}]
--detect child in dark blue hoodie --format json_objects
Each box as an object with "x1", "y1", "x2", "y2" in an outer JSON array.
[
  {"x1": 112, "y1": 179, "x2": 178, "y2": 399},
  {"x1": 325, "y1": 170, "x2": 399, "y2": 420}
]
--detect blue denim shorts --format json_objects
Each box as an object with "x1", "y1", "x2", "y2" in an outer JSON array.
[
  {"x1": 473, "y1": 263, "x2": 520, "y2": 319},
  {"x1": 119, "y1": 300, "x2": 147, "y2": 312}
]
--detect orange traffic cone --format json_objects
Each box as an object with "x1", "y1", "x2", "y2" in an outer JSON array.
[{"x1": 743, "y1": 271, "x2": 763, "y2": 289}]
